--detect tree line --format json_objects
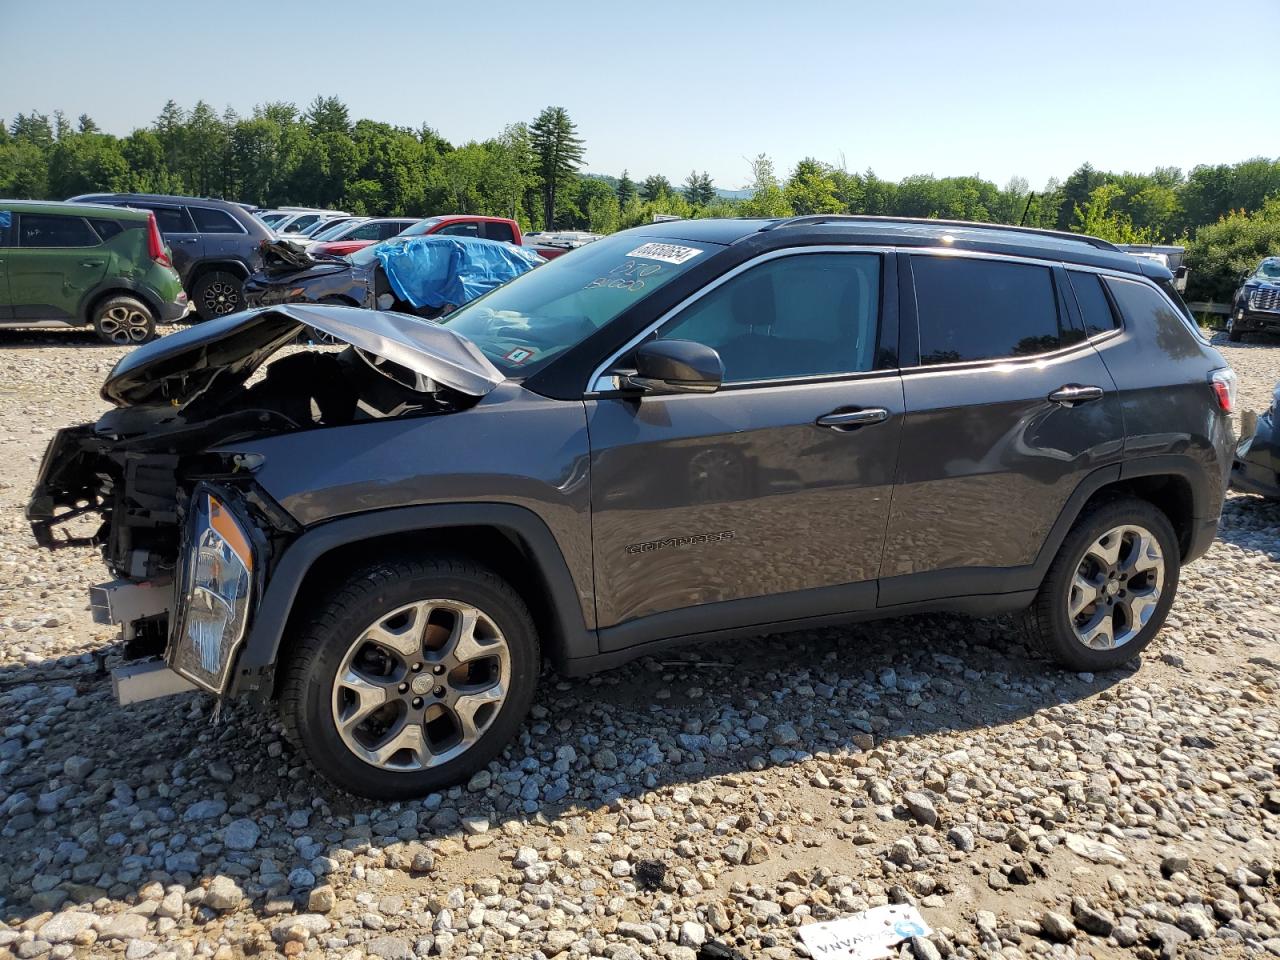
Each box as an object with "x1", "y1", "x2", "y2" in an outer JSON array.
[{"x1": 2, "y1": 97, "x2": 1278, "y2": 302}]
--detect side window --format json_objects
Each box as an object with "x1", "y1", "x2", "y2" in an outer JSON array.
[
  {"x1": 485, "y1": 221, "x2": 515, "y2": 243},
  {"x1": 88, "y1": 218, "x2": 124, "y2": 242},
  {"x1": 0, "y1": 210, "x2": 12, "y2": 245},
  {"x1": 189, "y1": 207, "x2": 244, "y2": 234},
  {"x1": 283, "y1": 215, "x2": 319, "y2": 234},
  {"x1": 348, "y1": 222, "x2": 385, "y2": 240},
  {"x1": 379, "y1": 222, "x2": 408, "y2": 239},
  {"x1": 435, "y1": 221, "x2": 480, "y2": 237},
  {"x1": 912, "y1": 256, "x2": 1062, "y2": 365},
  {"x1": 1103, "y1": 276, "x2": 1202, "y2": 342},
  {"x1": 1067, "y1": 271, "x2": 1119, "y2": 337},
  {"x1": 655, "y1": 253, "x2": 881, "y2": 383},
  {"x1": 144, "y1": 205, "x2": 195, "y2": 234},
  {"x1": 18, "y1": 214, "x2": 100, "y2": 248}
]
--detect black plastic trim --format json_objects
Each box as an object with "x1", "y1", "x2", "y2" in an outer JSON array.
[{"x1": 229, "y1": 503, "x2": 596, "y2": 697}]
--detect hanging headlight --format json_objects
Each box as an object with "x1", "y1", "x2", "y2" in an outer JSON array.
[{"x1": 169, "y1": 487, "x2": 257, "y2": 693}]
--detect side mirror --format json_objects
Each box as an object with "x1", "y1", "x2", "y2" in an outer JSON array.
[{"x1": 625, "y1": 339, "x2": 723, "y2": 395}]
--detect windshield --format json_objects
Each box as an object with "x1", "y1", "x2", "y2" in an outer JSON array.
[
  {"x1": 346, "y1": 219, "x2": 438, "y2": 266},
  {"x1": 313, "y1": 219, "x2": 363, "y2": 242},
  {"x1": 438, "y1": 233, "x2": 717, "y2": 376},
  {"x1": 1254, "y1": 259, "x2": 1280, "y2": 280}
]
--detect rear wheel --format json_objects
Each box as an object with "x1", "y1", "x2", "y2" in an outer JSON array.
[
  {"x1": 92, "y1": 295, "x2": 156, "y2": 345},
  {"x1": 1024, "y1": 497, "x2": 1179, "y2": 672},
  {"x1": 192, "y1": 271, "x2": 245, "y2": 320},
  {"x1": 279, "y1": 555, "x2": 539, "y2": 799},
  {"x1": 1227, "y1": 317, "x2": 1243, "y2": 342}
]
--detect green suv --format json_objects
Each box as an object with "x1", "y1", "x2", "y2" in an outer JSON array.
[{"x1": 0, "y1": 200, "x2": 187, "y2": 345}]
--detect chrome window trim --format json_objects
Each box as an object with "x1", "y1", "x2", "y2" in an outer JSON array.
[{"x1": 586, "y1": 245, "x2": 893, "y2": 394}]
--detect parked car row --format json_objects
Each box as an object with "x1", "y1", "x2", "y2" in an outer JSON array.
[{"x1": 0, "y1": 191, "x2": 597, "y2": 344}]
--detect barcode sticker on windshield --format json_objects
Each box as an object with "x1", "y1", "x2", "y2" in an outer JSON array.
[{"x1": 626, "y1": 242, "x2": 702, "y2": 265}]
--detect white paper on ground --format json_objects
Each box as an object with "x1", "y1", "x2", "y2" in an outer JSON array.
[{"x1": 795, "y1": 905, "x2": 932, "y2": 959}]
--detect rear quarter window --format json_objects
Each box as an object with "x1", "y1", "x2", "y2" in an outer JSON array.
[
  {"x1": 88, "y1": 218, "x2": 125, "y2": 241},
  {"x1": 190, "y1": 207, "x2": 245, "y2": 234},
  {"x1": 912, "y1": 255, "x2": 1063, "y2": 365}
]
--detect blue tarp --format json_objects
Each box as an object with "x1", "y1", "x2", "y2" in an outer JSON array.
[{"x1": 374, "y1": 235, "x2": 544, "y2": 309}]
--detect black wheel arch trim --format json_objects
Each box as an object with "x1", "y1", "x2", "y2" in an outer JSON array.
[
  {"x1": 187, "y1": 259, "x2": 252, "y2": 283},
  {"x1": 229, "y1": 503, "x2": 596, "y2": 699}
]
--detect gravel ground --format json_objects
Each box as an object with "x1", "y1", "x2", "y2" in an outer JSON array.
[{"x1": 0, "y1": 325, "x2": 1278, "y2": 960}]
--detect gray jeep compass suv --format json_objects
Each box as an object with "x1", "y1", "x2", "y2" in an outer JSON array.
[{"x1": 28, "y1": 216, "x2": 1236, "y2": 799}]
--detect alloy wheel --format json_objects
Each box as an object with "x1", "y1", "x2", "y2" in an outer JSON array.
[
  {"x1": 1067, "y1": 524, "x2": 1165, "y2": 650},
  {"x1": 97, "y1": 305, "x2": 152, "y2": 344},
  {"x1": 202, "y1": 280, "x2": 240, "y2": 316},
  {"x1": 331, "y1": 600, "x2": 510, "y2": 771}
]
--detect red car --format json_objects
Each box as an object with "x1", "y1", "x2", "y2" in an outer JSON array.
[{"x1": 312, "y1": 214, "x2": 527, "y2": 258}]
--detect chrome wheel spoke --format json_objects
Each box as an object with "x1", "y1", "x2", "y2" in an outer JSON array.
[
  {"x1": 1069, "y1": 572, "x2": 1101, "y2": 618},
  {"x1": 443, "y1": 606, "x2": 488, "y2": 665},
  {"x1": 369, "y1": 717, "x2": 430, "y2": 767},
  {"x1": 1121, "y1": 530, "x2": 1162, "y2": 576},
  {"x1": 1078, "y1": 611, "x2": 1116, "y2": 649},
  {"x1": 334, "y1": 668, "x2": 394, "y2": 731},
  {"x1": 451, "y1": 681, "x2": 505, "y2": 744},
  {"x1": 1125, "y1": 588, "x2": 1159, "y2": 631},
  {"x1": 363, "y1": 603, "x2": 428, "y2": 660},
  {"x1": 1087, "y1": 531, "x2": 1123, "y2": 568}
]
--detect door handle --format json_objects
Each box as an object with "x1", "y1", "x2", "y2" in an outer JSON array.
[
  {"x1": 1048, "y1": 384, "x2": 1104, "y2": 407},
  {"x1": 174, "y1": 238, "x2": 198, "y2": 244},
  {"x1": 80, "y1": 260, "x2": 104, "y2": 267},
  {"x1": 816, "y1": 407, "x2": 889, "y2": 430}
]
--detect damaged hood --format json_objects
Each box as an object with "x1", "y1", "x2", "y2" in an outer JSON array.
[
  {"x1": 259, "y1": 237, "x2": 348, "y2": 273},
  {"x1": 102, "y1": 304, "x2": 506, "y2": 407}
]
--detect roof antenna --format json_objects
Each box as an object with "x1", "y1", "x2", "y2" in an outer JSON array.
[{"x1": 1019, "y1": 192, "x2": 1036, "y2": 227}]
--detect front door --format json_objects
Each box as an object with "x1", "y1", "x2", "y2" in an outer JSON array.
[
  {"x1": 880, "y1": 252, "x2": 1125, "y2": 604},
  {"x1": 7, "y1": 212, "x2": 107, "y2": 321},
  {"x1": 587, "y1": 250, "x2": 903, "y2": 648}
]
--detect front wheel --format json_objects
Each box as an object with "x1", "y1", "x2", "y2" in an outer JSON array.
[
  {"x1": 1227, "y1": 317, "x2": 1243, "y2": 342},
  {"x1": 1023, "y1": 497, "x2": 1179, "y2": 672},
  {"x1": 92, "y1": 295, "x2": 156, "y2": 345},
  {"x1": 279, "y1": 555, "x2": 539, "y2": 799}
]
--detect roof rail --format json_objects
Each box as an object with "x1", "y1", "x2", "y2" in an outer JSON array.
[{"x1": 759, "y1": 214, "x2": 1121, "y2": 252}]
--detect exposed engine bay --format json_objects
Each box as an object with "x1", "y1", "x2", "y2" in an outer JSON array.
[{"x1": 27, "y1": 304, "x2": 506, "y2": 675}]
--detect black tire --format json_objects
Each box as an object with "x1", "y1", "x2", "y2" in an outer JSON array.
[
  {"x1": 1023, "y1": 497, "x2": 1180, "y2": 672},
  {"x1": 1227, "y1": 323, "x2": 1243, "y2": 343},
  {"x1": 191, "y1": 271, "x2": 245, "y2": 321},
  {"x1": 91, "y1": 295, "x2": 156, "y2": 345},
  {"x1": 279, "y1": 554, "x2": 539, "y2": 799}
]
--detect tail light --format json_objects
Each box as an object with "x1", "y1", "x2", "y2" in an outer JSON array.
[
  {"x1": 1210, "y1": 368, "x2": 1237, "y2": 413},
  {"x1": 146, "y1": 213, "x2": 172, "y2": 268}
]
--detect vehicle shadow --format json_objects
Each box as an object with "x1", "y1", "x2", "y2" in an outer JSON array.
[{"x1": 0, "y1": 610, "x2": 1132, "y2": 923}]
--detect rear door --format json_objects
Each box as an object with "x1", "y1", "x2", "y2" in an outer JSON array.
[
  {"x1": 138, "y1": 203, "x2": 202, "y2": 277},
  {"x1": 880, "y1": 252, "x2": 1124, "y2": 604},
  {"x1": 586, "y1": 248, "x2": 904, "y2": 645},
  {"x1": 7, "y1": 212, "x2": 108, "y2": 321},
  {"x1": 189, "y1": 205, "x2": 248, "y2": 263}
]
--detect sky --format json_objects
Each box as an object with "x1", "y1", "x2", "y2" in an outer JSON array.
[{"x1": 2, "y1": 0, "x2": 1276, "y2": 191}]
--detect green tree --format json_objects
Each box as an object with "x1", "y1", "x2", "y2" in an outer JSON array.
[
  {"x1": 682, "y1": 170, "x2": 715, "y2": 206},
  {"x1": 529, "y1": 106, "x2": 585, "y2": 229},
  {"x1": 739, "y1": 154, "x2": 792, "y2": 218},
  {"x1": 616, "y1": 169, "x2": 637, "y2": 206},
  {"x1": 1070, "y1": 183, "x2": 1154, "y2": 244},
  {"x1": 1184, "y1": 198, "x2": 1280, "y2": 302},
  {"x1": 784, "y1": 158, "x2": 843, "y2": 215},
  {"x1": 304, "y1": 95, "x2": 351, "y2": 135},
  {"x1": 641, "y1": 174, "x2": 672, "y2": 201}
]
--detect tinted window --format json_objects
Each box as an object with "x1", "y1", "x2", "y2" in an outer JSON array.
[
  {"x1": 0, "y1": 209, "x2": 14, "y2": 245},
  {"x1": 485, "y1": 221, "x2": 515, "y2": 243},
  {"x1": 379, "y1": 222, "x2": 409, "y2": 239},
  {"x1": 913, "y1": 256, "x2": 1061, "y2": 365},
  {"x1": 143, "y1": 205, "x2": 195, "y2": 234},
  {"x1": 1067, "y1": 271, "x2": 1118, "y2": 337},
  {"x1": 435, "y1": 221, "x2": 480, "y2": 237},
  {"x1": 282, "y1": 215, "x2": 319, "y2": 234},
  {"x1": 657, "y1": 253, "x2": 881, "y2": 383},
  {"x1": 18, "y1": 214, "x2": 99, "y2": 248},
  {"x1": 88, "y1": 218, "x2": 124, "y2": 241},
  {"x1": 190, "y1": 206, "x2": 244, "y2": 234},
  {"x1": 347, "y1": 222, "x2": 385, "y2": 240},
  {"x1": 1104, "y1": 276, "x2": 1204, "y2": 343}
]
